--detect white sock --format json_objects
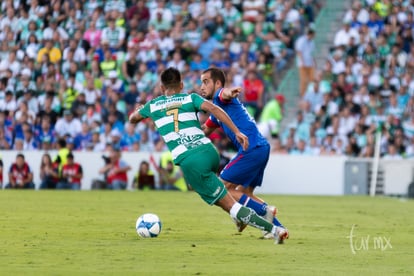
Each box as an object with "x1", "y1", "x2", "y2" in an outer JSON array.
[{"x1": 229, "y1": 202, "x2": 243, "y2": 220}]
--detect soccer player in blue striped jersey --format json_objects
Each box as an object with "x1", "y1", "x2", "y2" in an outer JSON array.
[{"x1": 200, "y1": 68, "x2": 288, "y2": 238}]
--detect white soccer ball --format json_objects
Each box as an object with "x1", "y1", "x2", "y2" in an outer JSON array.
[{"x1": 136, "y1": 213, "x2": 162, "y2": 238}]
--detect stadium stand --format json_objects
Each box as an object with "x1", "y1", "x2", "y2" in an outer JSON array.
[
  {"x1": 280, "y1": 0, "x2": 414, "y2": 159},
  {"x1": 0, "y1": 0, "x2": 321, "y2": 153}
]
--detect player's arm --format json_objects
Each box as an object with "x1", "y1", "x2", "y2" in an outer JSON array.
[
  {"x1": 129, "y1": 105, "x2": 145, "y2": 124},
  {"x1": 201, "y1": 121, "x2": 218, "y2": 136},
  {"x1": 219, "y1": 87, "x2": 242, "y2": 101},
  {"x1": 200, "y1": 101, "x2": 249, "y2": 150}
]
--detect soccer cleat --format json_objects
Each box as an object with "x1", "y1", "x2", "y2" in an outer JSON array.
[
  {"x1": 232, "y1": 217, "x2": 248, "y2": 233},
  {"x1": 264, "y1": 205, "x2": 278, "y2": 224},
  {"x1": 263, "y1": 226, "x2": 289, "y2": 244},
  {"x1": 236, "y1": 220, "x2": 248, "y2": 232},
  {"x1": 275, "y1": 227, "x2": 289, "y2": 244}
]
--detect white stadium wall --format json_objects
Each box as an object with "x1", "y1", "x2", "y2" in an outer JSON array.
[
  {"x1": 255, "y1": 155, "x2": 347, "y2": 196},
  {"x1": 1, "y1": 151, "x2": 413, "y2": 195}
]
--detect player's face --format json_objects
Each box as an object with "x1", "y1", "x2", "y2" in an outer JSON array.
[{"x1": 200, "y1": 73, "x2": 216, "y2": 100}]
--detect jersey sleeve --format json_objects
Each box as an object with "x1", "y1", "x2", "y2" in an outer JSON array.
[
  {"x1": 190, "y1": 93, "x2": 206, "y2": 111},
  {"x1": 216, "y1": 89, "x2": 231, "y2": 104},
  {"x1": 138, "y1": 101, "x2": 152, "y2": 118},
  {"x1": 206, "y1": 115, "x2": 219, "y2": 128}
]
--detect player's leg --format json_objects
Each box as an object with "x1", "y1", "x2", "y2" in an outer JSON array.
[
  {"x1": 223, "y1": 180, "x2": 267, "y2": 216},
  {"x1": 215, "y1": 193, "x2": 288, "y2": 243},
  {"x1": 179, "y1": 144, "x2": 288, "y2": 242},
  {"x1": 220, "y1": 146, "x2": 274, "y2": 218},
  {"x1": 235, "y1": 185, "x2": 266, "y2": 204},
  {"x1": 244, "y1": 155, "x2": 285, "y2": 229}
]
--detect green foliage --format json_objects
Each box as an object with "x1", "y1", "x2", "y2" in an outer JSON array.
[{"x1": 0, "y1": 191, "x2": 413, "y2": 275}]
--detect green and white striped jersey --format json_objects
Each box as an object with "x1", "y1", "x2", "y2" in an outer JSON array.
[{"x1": 139, "y1": 93, "x2": 212, "y2": 164}]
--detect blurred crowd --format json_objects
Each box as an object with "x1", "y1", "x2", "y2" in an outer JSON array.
[
  {"x1": 0, "y1": 0, "x2": 320, "y2": 153},
  {"x1": 1, "y1": 142, "x2": 190, "y2": 190},
  {"x1": 278, "y1": 0, "x2": 414, "y2": 159}
]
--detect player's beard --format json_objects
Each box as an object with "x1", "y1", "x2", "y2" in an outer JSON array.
[{"x1": 205, "y1": 88, "x2": 214, "y2": 100}]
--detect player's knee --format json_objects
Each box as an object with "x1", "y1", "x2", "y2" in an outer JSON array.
[
  {"x1": 236, "y1": 186, "x2": 254, "y2": 197},
  {"x1": 220, "y1": 179, "x2": 237, "y2": 190},
  {"x1": 216, "y1": 194, "x2": 236, "y2": 212}
]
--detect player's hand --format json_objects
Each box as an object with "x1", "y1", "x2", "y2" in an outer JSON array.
[
  {"x1": 235, "y1": 132, "x2": 249, "y2": 151},
  {"x1": 223, "y1": 87, "x2": 242, "y2": 99}
]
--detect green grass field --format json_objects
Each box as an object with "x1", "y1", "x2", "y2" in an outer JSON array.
[{"x1": 0, "y1": 191, "x2": 413, "y2": 275}]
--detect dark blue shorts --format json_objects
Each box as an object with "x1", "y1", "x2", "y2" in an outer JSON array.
[{"x1": 220, "y1": 143, "x2": 270, "y2": 188}]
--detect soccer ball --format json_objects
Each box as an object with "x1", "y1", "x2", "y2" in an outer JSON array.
[{"x1": 136, "y1": 213, "x2": 162, "y2": 238}]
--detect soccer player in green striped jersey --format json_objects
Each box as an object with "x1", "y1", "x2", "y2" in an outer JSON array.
[{"x1": 129, "y1": 67, "x2": 288, "y2": 243}]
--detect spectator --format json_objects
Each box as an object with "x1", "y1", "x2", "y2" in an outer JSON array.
[
  {"x1": 54, "y1": 110, "x2": 82, "y2": 139},
  {"x1": 22, "y1": 127, "x2": 37, "y2": 150},
  {"x1": 39, "y1": 153, "x2": 59, "y2": 189},
  {"x1": 258, "y1": 94, "x2": 284, "y2": 139},
  {"x1": 42, "y1": 17, "x2": 69, "y2": 41},
  {"x1": 63, "y1": 39, "x2": 86, "y2": 65},
  {"x1": 122, "y1": 122, "x2": 141, "y2": 150},
  {"x1": 71, "y1": 92, "x2": 88, "y2": 118},
  {"x1": 382, "y1": 143, "x2": 403, "y2": 160},
  {"x1": 83, "y1": 21, "x2": 102, "y2": 49},
  {"x1": 123, "y1": 83, "x2": 140, "y2": 113},
  {"x1": 295, "y1": 29, "x2": 316, "y2": 97},
  {"x1": 82, "y1": 76, "x2": 102, "y2": 106},
  {"x1": 5, "y1": 153, "x2": 35, "y2": 189},
  {"x1": 36, "y1": 39, "x2": 62, "y2": 64},
  {"x1": 57, "y1": 152, "x2": 83, "y2": 190},
  {"x1": 158, "y1": 151, "x2": 187, "y2": 191},
  {"x1": 334, "y1": 20, "x2": 360, "y2": 48},
  {"x1": 55, "y1": 138, "x2": 70, "y2": 170},
  {"x1": 0, "y1": 91, "x2": 17, "y2": 113},
  {"x1": 242, "y1": 0, "x2": 265, "y2": 22},
  {"x1": 99, "y1": 47, "x2": 117, "y2": 77},
  {"x1": 0, "y1": 127, "x2": 11, "y2": 149},
  {"x1": 242, "y1": 70, "x2": 264, "y2": 119},
  {"x1": 35, "y1": 116, "x2": 55, "y2": 145},
  {"x1": 127, "y1": 0, "x2": 150, "y2": 31},
  {"x1": 132, "y1": 160, "x2": 155, "y2": 190},
  {"x1": 99, "y1": 148, "x2": 131, "y2": 190},
  {"x1": 101, "y1": 18, "x2": 125, "y2": 50},
  {"x1": 74, "y1": 122, "x2": 92, "y2": 151},
  {"x1": 272, "y1": 137, "x2": 289, "y2": 154},
  {"x1": 104, "y1": 70, "x2": 125, "y2": 94},
  {"x1": 198, "y1": 28, "x2": 219, "y2": 61}
]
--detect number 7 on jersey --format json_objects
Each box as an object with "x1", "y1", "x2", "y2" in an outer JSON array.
[{"x1": 166, "y1": 108, "x2": 179, "y2": 132}]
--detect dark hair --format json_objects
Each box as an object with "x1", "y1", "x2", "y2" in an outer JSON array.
[
  {"x1": 58, "y1": 138, "x2": 67, "y2": 148},
  {"x1": 17, "y1": 153, "x2": 25, "y2": 159},
  {"x1": 160, "y1": 67, "x2": 181, "y2": 89},
  {"x1": 67, "y1": 152, "x2": 74, "y2": 159},
  {"x1": 202, "y1": 68, "x2": 226, "y2": 87},
  {"x1": 139, "y1": 161, "x2": 150, "y2": 173},
  {"x1": 0, "y1": 77, "x2": 8, "y2": 87},
  {"x1": 41, "y1": 153, "x2": 52, "y2": 167}
]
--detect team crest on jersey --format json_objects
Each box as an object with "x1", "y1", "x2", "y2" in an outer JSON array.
[{"x1": 177, "y1": 133, "x2": 203, "y2": 149}]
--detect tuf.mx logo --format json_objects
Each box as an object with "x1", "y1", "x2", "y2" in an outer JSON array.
[{"x1": 346, "y1": 224, "x2": 392, "y2": 254}]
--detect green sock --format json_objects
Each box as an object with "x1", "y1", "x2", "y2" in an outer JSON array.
[{"x1": 237, "y1": 206, "x2": 273, "y2": 233}]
